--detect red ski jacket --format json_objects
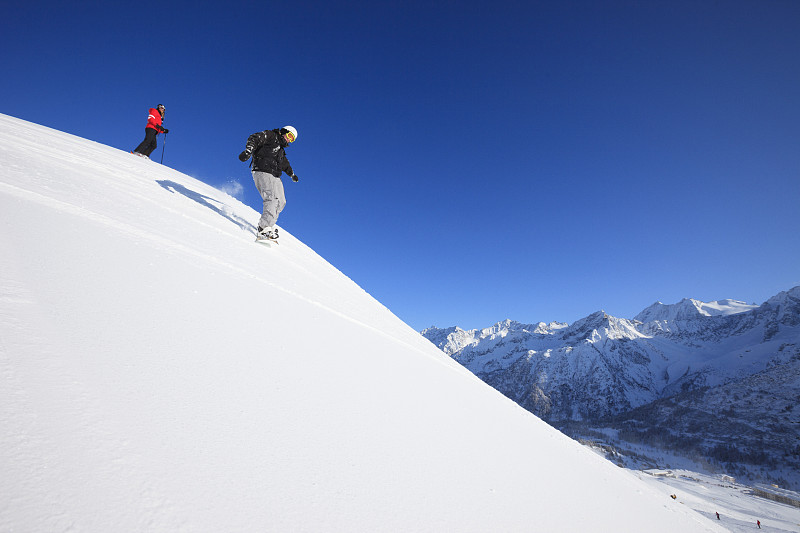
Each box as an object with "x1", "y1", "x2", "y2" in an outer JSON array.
[{"x1": 145, "y1": 108, "x2": 165, "y2": 134}]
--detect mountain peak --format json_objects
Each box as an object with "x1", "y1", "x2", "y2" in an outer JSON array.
[
  {"x1": 564, "y1": 310, "x2": 642, "y2": 342},
  {"x1": 762, "y1": 286, "x2": 800, "y2": 326},
  {"x1": 765, "y1": 285, "x2": 800, "y2": 306},
  {"x1": 634, "y1": 296, "x2": 757, "y2": 323}
]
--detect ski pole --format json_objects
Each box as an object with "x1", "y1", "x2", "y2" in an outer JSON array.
[{"x1": 160, "y1": 132, "x2": 167, "y2": 164}]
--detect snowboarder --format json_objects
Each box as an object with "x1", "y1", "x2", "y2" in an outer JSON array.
[
  {"x1": 132, "y1": 104, "x2": 169, "y2": 159},
  {"x1": 716, "y1": 512, "x2": 720, "y2": 520},
  {"x1": 238, "y1": 126, "x2": 299, "y2": 241}
]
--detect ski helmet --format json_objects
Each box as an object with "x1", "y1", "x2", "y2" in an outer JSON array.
[{"x1": 280, "y1": 125, "x2": 298, "y2": 143}]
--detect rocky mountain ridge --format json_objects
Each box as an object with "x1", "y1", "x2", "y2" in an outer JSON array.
[{"x1": 422, "y1": 287, "x2": 800, "y2": 488}]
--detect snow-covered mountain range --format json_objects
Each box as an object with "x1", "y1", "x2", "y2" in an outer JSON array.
[{"x1": 422, "y1": 289, "x2": 800, "y2": 488}]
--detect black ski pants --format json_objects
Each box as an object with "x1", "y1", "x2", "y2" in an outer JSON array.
[{"x1": 134, "y1": 127, "x2": 158, "y2": 157}]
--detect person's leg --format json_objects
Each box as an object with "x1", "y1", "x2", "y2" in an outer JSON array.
[
  {"x1": 274, "y1": 177, "x2": 286, "y2": 219},
  {"x1": 134, "y1": 128, "x2": 156, "y2": 155},
  {"x1": 253, "y1": 171, "x2": 282, "y2": 230},
  {"x1": 141, "y1": 129, "x2": 158, "y2": 157}
]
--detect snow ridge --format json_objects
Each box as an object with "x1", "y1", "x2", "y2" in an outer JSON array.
[{"x1": 635, "y1": 298, "x2": 758, "y2": 323}]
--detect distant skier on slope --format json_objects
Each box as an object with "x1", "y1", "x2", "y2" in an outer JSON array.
[
  {"x1": 132, "y1": 104, "x2": 169, "y2": 159},
  {"x1": 238, "y1": 126, "x2": 299, "y2": 241}
]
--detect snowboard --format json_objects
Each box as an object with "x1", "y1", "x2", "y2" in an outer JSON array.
[{"x1": 255, "y1": 236, "x2": 279, "y2": 246}]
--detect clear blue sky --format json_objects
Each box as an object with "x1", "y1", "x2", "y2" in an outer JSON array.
[{"x1": 3, "y1": 0, "x2": 799, "y2": 330}]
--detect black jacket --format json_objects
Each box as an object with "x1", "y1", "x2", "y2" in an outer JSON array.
[{"x1": 243, "y1": 129, "x2": 294, "y2": 178}]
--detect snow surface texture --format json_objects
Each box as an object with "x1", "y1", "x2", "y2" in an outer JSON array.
[{"x1": 0, "y1": 113, "x2": 726, "y2": 532}]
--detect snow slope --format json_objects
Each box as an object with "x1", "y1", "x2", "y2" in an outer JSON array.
[
  {"x1": 635, "y1": 471, "x2": 800, "y2": 533},
  {"x1": 0, "y1": 114, "x2": 725, "y2": 532}
]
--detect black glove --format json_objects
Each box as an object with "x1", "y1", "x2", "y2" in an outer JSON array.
[
  {"x1": 161, "y1": 128, "x2": 169, "y2": 134},
  {"x1": 291, "y1": 174, "x2": 299, "y2": 182},
  {"x1": 239, "y1": 151, "x2": 249, "y2": 162}
]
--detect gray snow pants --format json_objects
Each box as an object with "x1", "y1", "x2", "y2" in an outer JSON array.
[{"x1": 252, "y1": 171, "x2": 286, "y2": 229}]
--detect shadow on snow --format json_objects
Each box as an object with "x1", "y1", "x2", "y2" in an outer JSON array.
[{"x1": 156, "y1": 180, "x2": 255, "y2": 234}]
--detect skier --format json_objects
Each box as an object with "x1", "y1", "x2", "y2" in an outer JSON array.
[
  {"x1": 757, "y1": 520, "x2": 761, "y2": 529},
  {"x1": 132, "y1": 104, "x2": 169, "y2": 159},
  {"x1": 238, "y1": 126, "x2": 299, "y2": 241}
]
